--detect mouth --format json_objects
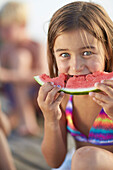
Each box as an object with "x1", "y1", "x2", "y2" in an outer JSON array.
[{"x1": 68, "y1": 73, "x2": 92, "y2": 78}]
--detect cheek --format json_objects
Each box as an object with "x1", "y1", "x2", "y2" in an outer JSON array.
[
  {"x1": 56, "y1": 59, "x2": 69, "y2": 73},
  {"x1": 56, "y1": 60, "x2": 62, "y2": 72},
  {"x1": 89, "y1": 60, "x2": 105, "y2": 72},
  {"x1": 57, "y1": 65, "x2": 68, "y2": 73}
]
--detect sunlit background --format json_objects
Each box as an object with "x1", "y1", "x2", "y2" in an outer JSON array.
[{"x1": 0, "y1": 0, "x2": 113, "y2": 44}]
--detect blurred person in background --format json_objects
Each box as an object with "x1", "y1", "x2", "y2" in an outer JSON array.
[{"x1": 0, "y1": 1, "x2": 48, "y2": 136}]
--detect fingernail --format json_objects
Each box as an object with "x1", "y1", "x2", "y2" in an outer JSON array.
[
  {"x1": 51, "y1": 82, "x2": 54, "y2": 85},
  {"x1": 57, "y1": 85, "x2": 61, "y2": 88},
  {"x1": 95, "y1": 82, "x2": 99, "y2": 87},
  {"x1": 101, "y1": 80, "x2": 104, "y2": 83},
  {"x1": 89, "y1": 92, "x2": 94, "y2": 96}
]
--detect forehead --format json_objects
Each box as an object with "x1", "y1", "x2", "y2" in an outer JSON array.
[{"x1": 54, "y1": 29, "x2": 102, "y2": 51}]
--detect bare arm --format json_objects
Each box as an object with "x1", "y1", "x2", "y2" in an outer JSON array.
[
  {"x1": 0, "y1": 104, "x2": 11, "y2": 136},
  {"x1": 0, "y1": 44, "x2": 48, "y2": 84},
  {"x1": 0, "y1": 49, "x2": 36, "y2": 84},
  {"x1": 42, "y1": 111, "x2": 67, "y2": 168},
  {"x1": 0, "y1": 130, "x2": 16, "y2": 170},
  {"x1": 38, "y1": 82, "x2": 67, "y2": 168}
]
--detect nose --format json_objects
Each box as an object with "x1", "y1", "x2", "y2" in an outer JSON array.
[{"x1": 71, "y1": 56, "x2": 84, "y2": 73}]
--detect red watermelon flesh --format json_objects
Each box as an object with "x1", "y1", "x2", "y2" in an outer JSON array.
[
  {"x1": 39, "y1": 73, "x2": 67, "y2": 87},
  {"x1": 66, "y1": 71, "x2": 113, "y2": 88},
  {"x1": 34, "y1": 71, "x2": 113, "y2": 94}
]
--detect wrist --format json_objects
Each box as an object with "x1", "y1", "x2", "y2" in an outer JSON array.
[{"x1": 45, "y1": 119, "x2": 60, "y2": 130}]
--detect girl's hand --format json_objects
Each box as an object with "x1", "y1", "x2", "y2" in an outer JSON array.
[
  {"x1": 89, "y1": 80, "x2": 113, "y2": 119},
  {"x1": 37, "y1": 82, "x2": 65, "y2": 123}
]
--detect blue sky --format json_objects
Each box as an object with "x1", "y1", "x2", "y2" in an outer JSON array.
[{"x1": 0, "y1": 0, "x2": 113, "y2": 43}]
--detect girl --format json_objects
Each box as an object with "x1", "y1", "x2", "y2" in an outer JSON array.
[{"x1": 38, "y1": 1, "x2": 113, "y2": 169}]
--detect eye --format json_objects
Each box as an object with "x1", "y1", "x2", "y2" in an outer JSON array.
[
  {"x1": 83, "y1": 51, "x2": 92, "y2": 56},
  {"x1": 60, "y1": 53, "x2": 70, "y2": 58}
]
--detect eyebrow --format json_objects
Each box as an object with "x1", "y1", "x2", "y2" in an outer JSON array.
[
  {"x1": 55, "y1": 48, "x2": 69, "y2": 52},
  {"x1": 55, "y1": 46, "x2": 96, "y2": 53},
  {"x1": 80, "y1": 46, "x2": 96, "y2": 50}
]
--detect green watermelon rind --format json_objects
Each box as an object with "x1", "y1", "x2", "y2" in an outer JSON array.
[
  {"x1": 34, "y1": 75, "x2": 45, "y2": 86},
  {"x1": 34, "y1": 75, "x2": 100, "y2": 95},
  {"x1": 60, "y1": 87, "x2": 100, "y2": 95}
]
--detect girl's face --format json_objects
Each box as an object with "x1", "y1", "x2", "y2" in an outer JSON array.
[{"x1": 53, "y1": 29, "x2": 105, "y2": 76}]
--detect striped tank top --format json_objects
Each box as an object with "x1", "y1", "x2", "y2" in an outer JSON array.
[{"x1": 66, "y1": 95, "x2": 113, "y2": 145}]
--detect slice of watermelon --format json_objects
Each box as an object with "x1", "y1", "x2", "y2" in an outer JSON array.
[
  {"x1": 34, "y1": 73, "x2": 67, "y2": 87},
  {"x1": 34, "y1": 71, "x2": 113, "y2": 95}
]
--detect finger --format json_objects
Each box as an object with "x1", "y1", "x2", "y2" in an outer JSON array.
[
  {"x1": 95, "y1": 83, "x2": 113, "y2": 98},
  {"x1": 53, "y1": 92, "x2": 65, "y2": 106},
  {"x1": 101, "y1": 79, "x2": 113, "y2": 87},
  {"x1": 89, "y1": 92, "x2": 110, "y2": 104},
  {"x1": 92, "y1": 97, "x2": 107, "y2": 107},
  {"x1": 46, "y1": 85, "x2": 62, "y2": 104},
  {"x1": 38, "y1": 82, "x2": 55, "y2": 101}
]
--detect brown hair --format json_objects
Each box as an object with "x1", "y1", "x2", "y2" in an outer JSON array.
[{"x1": 47, "y1": 1, "x2": 113, "y2": 77}]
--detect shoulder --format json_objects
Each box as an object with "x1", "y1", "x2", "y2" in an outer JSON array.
[{"x1": 17, "y1": 39, "x2": 41, "y2": 50}]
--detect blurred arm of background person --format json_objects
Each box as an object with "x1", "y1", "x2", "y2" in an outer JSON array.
[
  {"x1": 0, "y1": 42, "x2": 48, "y2": 85},
  {"x1": 0, "y1": 102, "x2": 16, "y2": 170},
  {"x1": 0, "y1": 102, "x2": 11, "y2": 136},
  {"x1": 0, "y1": 129, "x2": 16, "y2": 170}
]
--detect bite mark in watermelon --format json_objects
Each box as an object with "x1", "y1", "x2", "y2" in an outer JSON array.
[{"x1": 34, "y1": 71, "x2": 113, "y2": 95}]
